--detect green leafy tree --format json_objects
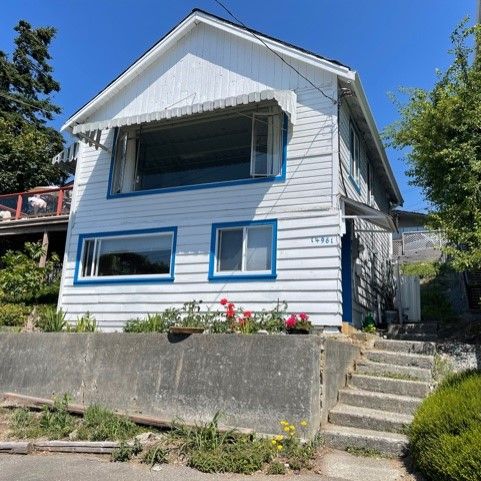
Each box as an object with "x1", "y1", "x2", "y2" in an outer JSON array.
[
  {"x1": 0, "y1": 20, "x2": 64, "y2": 194},
  {"x1": 386, "y1": 21, "x2": 481, "y2": 270}
]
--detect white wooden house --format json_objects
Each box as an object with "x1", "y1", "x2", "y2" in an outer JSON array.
[{"x1": 59, "y1": 9, "x2": 403, "y2": 330}]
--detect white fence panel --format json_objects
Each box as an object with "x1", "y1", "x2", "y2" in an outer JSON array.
[{"x1": 400, "y1": 275, "x2": 421, "y2": 322}]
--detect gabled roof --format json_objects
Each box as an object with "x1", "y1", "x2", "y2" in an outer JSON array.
[{"x1": 61, "y1": 8, "x2": 402, "y2": 205}]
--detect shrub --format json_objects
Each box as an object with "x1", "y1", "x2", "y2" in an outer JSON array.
[
  {"x1": 38, "y1": 306, "x2": 67, "y2": 332},
  {"x1": 409, "y1": 370, "x2": 481, "y2": 481},
  {"x1": 267, "y1": 461, "x2": 287, "y2": 475},
  {"x1": 0, "y1": 303, "x2": 30, "y2": 326},
  {"x1": 124, "y1": 311, "x2": 179, "y2": 333},
  {"x1": 0, "y1": 242, "x2": 60, "y2": 304},
  {"x1": 142, "y1": 443, "x2": 168, "y2": 466},
  {"x1": 401, "y1": 261, "x2": 440, "y2": 279},
  {"x1": 39, "y1": 395, "x2": 77, "y2": 439},
  {"x1": 75, "y1": 405, "x2": 141, "y2": 441}
]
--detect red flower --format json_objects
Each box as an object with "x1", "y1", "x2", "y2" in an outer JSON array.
[
  {"x1": 299, "y1": 312, "x2": 309, "y2": 322},
  {"x1": 228, "y1": 303, "x2": 235, "y2": 309},
  {"x1": 226, "y1": 306, "x2": 236, "y2": 318},
  {"x1": 220, "y1": 298, "x2": 228, "y2": 306},
  {"x1": 237, "y1": 317, "x2": 246, "y2": 326},
  {"x1": 285, "y1": 315, "x2": 297, "y2": 329},
  {"x1": 243, "y1": 311, "x2": 252, "y2": 318}
]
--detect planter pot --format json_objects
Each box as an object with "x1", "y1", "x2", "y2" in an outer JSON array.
[
  {"x1": 286, "y1": 328, "x2": 310, "y2": 335},
  {"x1": 384, "y1": 310, "x2": 398, "y2": 325},
  {"x1": 169, "y1": 326, "x2": 205, "y2": 335}
]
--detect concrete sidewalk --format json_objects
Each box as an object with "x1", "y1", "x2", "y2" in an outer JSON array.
[
  {"x1": 0, "y1": 453, "x2": 343, "y2": 481},
  {"x1": 0, "y1": 451, "x2": 419, "y2": 481}
]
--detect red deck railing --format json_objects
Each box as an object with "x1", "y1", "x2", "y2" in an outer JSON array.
[{"x1": 0, "y1": 186, "x2": 73, "y2": 221}]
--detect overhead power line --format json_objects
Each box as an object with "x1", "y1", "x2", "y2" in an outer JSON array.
[{"x1": 212, "y1": 0, "x2": 337, "y2": 104}]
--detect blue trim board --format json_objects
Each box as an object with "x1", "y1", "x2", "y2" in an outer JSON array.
[
  {"x1": 106, "y1": 114, "x2": 288, "y2": 199},
  {"x1": 208, "y1": 219, "x2": 278, "y2": 282},
  {"x1": 73, "y1": 226, "x2": 178, "y2": 285},
  {"x1": 341, "y1": 222, "x2": 353, "y2": 323}
]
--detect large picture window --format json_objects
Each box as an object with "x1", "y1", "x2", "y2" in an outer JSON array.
[
  {"x1": 75, "y1": 227, "x2": 177, "y2": 284},
  {"x1": 110, "y1": 106, "x2": 285, "y2": 196},
  {"x1": 209, "y1": 219, "x2": 277, "y2": 281}
]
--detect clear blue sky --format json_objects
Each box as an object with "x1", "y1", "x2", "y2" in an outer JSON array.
[{"x1": 1, "y1": 0, "x2": 477, "y2": 211}]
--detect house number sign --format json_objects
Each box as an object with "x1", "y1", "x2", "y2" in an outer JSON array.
[{"x1": 310, "y1": 236, "x2": 337, "y2": 245}]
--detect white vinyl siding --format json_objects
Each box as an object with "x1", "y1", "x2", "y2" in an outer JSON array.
[{"x1": 59, "y1": 22, "x2": 343, "y2": 329}]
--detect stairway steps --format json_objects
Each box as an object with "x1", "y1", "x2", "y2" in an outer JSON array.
[
  {"x1": 339, "y1": 388, "x2": 422, "y2": 415},
  {"x1": 350, "y1": 373, "x2": 432, "y2": 398},
  {"x1": 329, "y1": 404, "x2": 412, "y2": 434},
  {"x1": 365, "y1": 350, "x2": 434, "y2": 369},
  {"x1": 323, "y1": 424, "x2": 408, "y2": 457},
  {"x1": 374, "y1": 339, "x2": 436, "y2": 355},
  {"x1": 388, "y1": 322, "x2": 438, "y2": 335},
  {"x1": 390, "y1": 333, "x2": 438, "y2": 342},
  {"x1": 356, "y1": 360, "x2": 432, "y2": 382}
]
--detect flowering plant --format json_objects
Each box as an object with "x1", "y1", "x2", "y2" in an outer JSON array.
[{"x1": 284, "y1": 313, "x2": 312, "y2": 332}]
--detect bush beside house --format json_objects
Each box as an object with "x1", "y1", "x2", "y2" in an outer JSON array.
[{"x1": 409, "y1": 370, "x2": 481, "y2": 481}]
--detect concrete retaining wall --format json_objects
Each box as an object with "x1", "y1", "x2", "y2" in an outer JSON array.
[
  {"x1": 320, "y1": 338, "x2": 360, "y2": 424},
  {"x1": 0, "y1": 333, "x2": 323, "y2": 438}
]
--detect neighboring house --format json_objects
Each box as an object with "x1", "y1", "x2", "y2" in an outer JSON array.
[{"x1": 58, "y1": 9, "x2": 403, "y2": 330}]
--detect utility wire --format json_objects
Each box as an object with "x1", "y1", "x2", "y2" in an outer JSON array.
[{"x1": 212, "y1": 0, "x2": 337, "y2": 105}]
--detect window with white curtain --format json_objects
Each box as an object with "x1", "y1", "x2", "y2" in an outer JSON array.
[
  {"x1": 210, "y1": 220, "x2": 277, "y2": 279},
  {"x1": 78, "y1": 229, "x2": 176, "y2": 281}
]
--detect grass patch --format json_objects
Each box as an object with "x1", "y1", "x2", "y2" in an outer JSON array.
[
  {"x1": 111, "y1": 439, "x2": 142, "y2": 462},
  {"x1": 9, "y1": 396, "x2": 141, "y2": 442},
  {"x1": 346, "y1": 446, "x2": 393, "y2": 458},
  {"x1": 409, "y1": 370, "x2": 481, "y2": 481},
  {"x1": 75, "y1": 405, "x2": 141, "y2": 441}
]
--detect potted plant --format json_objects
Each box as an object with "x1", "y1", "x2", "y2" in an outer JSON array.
[
  {"x1": 285, "y1": 313, "x2": 312, "y2": 334},
  {"x1": 169, "y1": 300, "x2": 205, "y2": 334}
]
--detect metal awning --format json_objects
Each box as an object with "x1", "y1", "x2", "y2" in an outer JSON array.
[
  {"x1": 72, "y1": 89, "x2": 297, "y2": 135},
  {"x1": 341, "y1": 196, "x2": 397, "y2": 232}
]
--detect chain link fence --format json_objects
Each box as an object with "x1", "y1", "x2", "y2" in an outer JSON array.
[{"x1": 392, "y1": 230, "x2": 445, "y2": 262}]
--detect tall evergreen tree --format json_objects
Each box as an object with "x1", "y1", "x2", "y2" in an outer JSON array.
[{"x1": 0, "y1": 20, "x2": 64, "y2": 194}]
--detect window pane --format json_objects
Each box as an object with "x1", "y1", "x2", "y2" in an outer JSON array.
[
  {"x1": 246, "y1": 226, "x2": 272, "y2": 271},
  {"x1": 135, "y1": 115, "x2": 252, "y2": 191},
  {"x1": 97, "y1": 234, "x2": 172, "y2": 276},
  {"x1": 252, "y1": 116, "x2": 269, "y2": 175},
  {"x1": 82, "y1": 240, "x2": 94, "y2": 277},
  {"x1": 217, "y1": 229, "x2": 243, "y2": 272}
]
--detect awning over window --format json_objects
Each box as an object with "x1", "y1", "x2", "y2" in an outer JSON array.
[
  {"x1": 72, "y1": 89, "x2": 297, "y2": 135},
  {"x1": 341, "y1": 196, "x2": 397, "y2": 232}
]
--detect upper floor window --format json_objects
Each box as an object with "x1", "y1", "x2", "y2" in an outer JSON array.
[
  {"x1": 349, "y1": 123, "x2": 361, "y2": 190},
  {"x1": 110, "y1": 106, "x2": 285, "y2": 196},
  {"x1": 75, "y1": 227, "x2": 177, "y2": 284}
]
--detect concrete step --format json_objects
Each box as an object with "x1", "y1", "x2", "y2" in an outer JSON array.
[
  {"x1": 329, "y1": 404, "x2": 412, "y2": 434},
  {"x1": 323, "y1": 424, "x2": 408, "y2": 457},
  {"x1": 388, "y1": 322, "x2": 438, "y2": 335},
  {"x1": 365, "y1": 350, "x2": 434, "y2": 369},
  {"x1": 356, "y1": 360, "x2": 432, "y2": 382},
  {"x1": 389, "y1": 333, "x2": 438, "y2": 342},
  {"x1": 374, "y1": 339, "x2": 436, "y2": 355},
  {"x1": 339, "y1": 388, "x2": 422, "y2": 415},
  {"x1": 350, "y1": 373, "x2": 432, "y2": 398}
]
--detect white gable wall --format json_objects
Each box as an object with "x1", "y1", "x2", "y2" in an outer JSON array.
[{"x1": 59, "y1": 23, "x2": 343, "y2": 330}]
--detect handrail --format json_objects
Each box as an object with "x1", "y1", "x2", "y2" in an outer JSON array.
[
  {"x1": 0, "y1": 186, "x2": 73, "y2": 221},
  {"x1": 0, "y1": 185, "x2": 72, "y2": 200}
]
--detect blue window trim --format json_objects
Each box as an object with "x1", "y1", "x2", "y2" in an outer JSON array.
[
  {"x1": 348, "y1": 121, "x2": 361, "y2": 194},
  {"x1": 106, "y1": 114, "x2": 288, "y2": 199},
  {"x1": 208, "y1": 219, "x2": 278, "y2": 282},
  {"x1": 73, "y1": 226, "x2": 178, "y2": 285}
]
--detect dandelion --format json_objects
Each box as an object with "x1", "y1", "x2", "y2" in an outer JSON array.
[
  {"x1": 275, "y1": 435, "x2": 284, "y2": 441},
  {"x1": 277, "y1": 444, "x2": 283, "y2": 451},
  {"x1": 271, "y1": 439, "x2": 277, "y2": 445},
  {"x1": 300, "y1": 420, "x2": 308, "y2": 427},
  {"x1": 280, "y1": 420, "x2": 288, "y2": 426},
  {"x1": 283, "y1": 426, "x2": 290, "y2": 433},
  {"x1": 289, "y1": 425, "x2": 296, "y2": 431}
]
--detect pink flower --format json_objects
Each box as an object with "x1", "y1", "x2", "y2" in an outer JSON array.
[
  {"x1": 285, "y1": 315, "x2": 297, "y2": 329},
  {"x1": 220, "y1": 298, "x2": 229, "y2": 306},
  {"x1": 243, "y1": 311, "x2": 252, "y2": 318},
  {"x1": 299, "y1": 312, "x2": 309, "y2": 322}
]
